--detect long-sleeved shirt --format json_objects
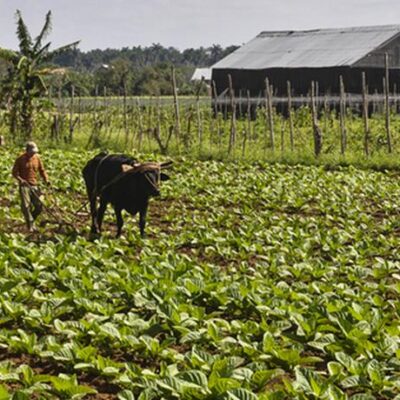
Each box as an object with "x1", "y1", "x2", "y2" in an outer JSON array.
[{"x1": 12, "y1": 153, "x2": 48, "y2": 186}]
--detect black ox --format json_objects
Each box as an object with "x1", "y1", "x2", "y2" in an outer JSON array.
[{"x1": 82, "y1": 153, "x2": 171, "y2": 237}]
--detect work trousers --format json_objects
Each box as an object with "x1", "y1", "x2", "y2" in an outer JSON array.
[{"x1": 19, "y1": 185, "x2": 42, "y2": 228}]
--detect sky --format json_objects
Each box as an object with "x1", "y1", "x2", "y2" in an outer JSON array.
[{"x1": 1, "y1": 0, "x2": 400, "y2": 51}]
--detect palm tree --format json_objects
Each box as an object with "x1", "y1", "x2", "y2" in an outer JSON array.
[{"x1": 0, "y1": 10, "x2": 79, "y2": 139}]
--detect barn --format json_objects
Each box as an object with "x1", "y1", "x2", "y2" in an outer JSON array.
[{"x1": 211, "y1": 25, "x2": 400, "y2": 100}]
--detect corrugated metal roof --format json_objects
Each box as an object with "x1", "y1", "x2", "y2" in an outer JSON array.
[{"x1": 212, "y1": 25, "x2": 400, "y2": 70}]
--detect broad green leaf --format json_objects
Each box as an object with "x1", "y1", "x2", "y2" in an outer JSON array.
[
  {"x1": 0, "y1": 385, "x2": 9, "y2": 400},
  {"x1": 226, "y1": 388, "x2": 258, "y2": 400},
  {"x1": 178, "y1": 370, "x2": 208, "y2": 388},
  {"x1": 118, "y1": 390, "x2": 135, "y2": 400}
]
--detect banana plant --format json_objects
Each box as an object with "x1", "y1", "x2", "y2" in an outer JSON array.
[{"x1": 0, "y1": 10, "x2": 79, "y2": 139}]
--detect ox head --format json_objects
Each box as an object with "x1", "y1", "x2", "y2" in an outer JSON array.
[
  {"x1": 142, "y1": 169, "x2": 170, "y2": 197},
  {"x1": 122, "y1": 161, "x2": 172, "y2": 197}
]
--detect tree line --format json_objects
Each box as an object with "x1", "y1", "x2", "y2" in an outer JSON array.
[
  {"x1": 0, "y1": 43, "x2": 238, "y2": 98},
  {"x1": 47, "y1": 44, "x2": 238, "y2": 96}
]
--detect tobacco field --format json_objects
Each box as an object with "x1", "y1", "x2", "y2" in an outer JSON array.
[{"x1": 0, "y1": 147, "x2": 400, "y2": 399}]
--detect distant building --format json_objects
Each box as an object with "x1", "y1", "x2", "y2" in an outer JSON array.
[
  {"x1": 191, "y1": 68, "x2": 212, "y2": 83},
  {"x1": 212, "y1": 25, "x2": 400, "y2": 99}
]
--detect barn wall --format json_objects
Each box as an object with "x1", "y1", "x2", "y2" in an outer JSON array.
[
  {"x1": 355, "y1": 34, "x2": 400, "y2": 68},
  {"x1": 212, "y1": 67, "x2": 400, "y2": 98}
]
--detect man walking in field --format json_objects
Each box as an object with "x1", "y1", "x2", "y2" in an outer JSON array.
[{"x1": 12, "y1": 142, "x2": 49, "y2": 232}]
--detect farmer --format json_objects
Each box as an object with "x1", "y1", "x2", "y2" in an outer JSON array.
[{"x1": 12, "y1": 141, "x2": 50, "y2": 232}]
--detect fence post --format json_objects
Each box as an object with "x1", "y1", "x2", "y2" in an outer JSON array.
[
  {"x1": 123, "y1": 81, "x2": 129, "y2": 146},
  {"x1": 362, "y1": 72, "x2": 370, "y2": 157},
  {"x1": 265, "y1": 77, "x2": 274, "y2": 153},
  {"x1": 281, "y1": 119, "x2": 285, "y2": 153},
  {"x1": 103, "y1": 86, "x2": 108, "y2": 135},
  {"x1": 157, "y1": 96, "x2": 161, "y2": 149},
  {"x1": 384, "y1": 53, "x2": 392, "y2": 153},
  {"x1": 57, "y1": 85, "x2": 64, "y2": 142},
  {"x1": 196, "y1": 78, "x2": 204, "y2": 154},
  {"x1": 77, "y1": 90, "x2": 82, "y2": 133},
  {"x1": 287, "y1": 80, "x2": 294, "y2": 151},
  {"x1": 323, "y1": 95, "x2": 329, "y2": 134},
  {"x1": 185, "y1": 105, "x2": 193, "y2": 151},
  {"x1": 238, "y1": 89, "x2": 243, "y2": 117},
  {"x1": 136, "y1": 98, "x2": 143, "y2": 152},
  {"x1": 242, "y1": 90, "x2": 251, "y2": 157},
  {"x1": 171, "y1": 66, "x2": 181, "y2": 150},
  {"x1": 228, "y1": 74, "x2": 236, "y2": 156},
  {"x1": 339, "y1": 75, "x2": 347, "y2": 155},
  {"x1": 67, "y1": 85, "x2": 74, "y2": 143},
  {"x1": 311, "y1": 81, "x2": 322, "y2": 157},
  {"x1": 212, "y1": 80, "x2": 222, "y2": 149},
  {"x1": 147, "y1": 97, "x2": 154, "y2": 150}
]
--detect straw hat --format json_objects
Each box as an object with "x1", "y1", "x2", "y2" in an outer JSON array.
[{"x1": 25, "y1": 141, "x2": 39, "y2": 153}]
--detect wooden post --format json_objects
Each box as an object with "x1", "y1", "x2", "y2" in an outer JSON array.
[
  {"x1": 156, "y1": 96, "x2": 162, "y2": 151},
  {"x1": 185, "y1": 105, "x2": 193, "y2": 151},
  {"x1": 49, "y1": 85, "x2": 57, "y2": 140},
  {"x1": 87, "y1": 85, "x2": 102, "y2": 148},
  {"x1": 196, "y1": 78, "x2": 204, "y2": 153},
  {"x1": 242, "y1": 90, "x2": 251, "y2": 157},
  {"x1": 144, "y1": 98, "x2": 151, "y2": 151},
  {"x1": 238, "y1": 89, "x2": 243, "y2": 117},
  {"x1": 228, "y1": 74, "x2": 236, "y2": 155},
  {"x1": 212, "y1": 80, "x2": 222, "y2": 148},
  {"x1": 152, "y1": 97, "x2": 174, "y2": 155},
  {"x1": 136, "y1": 98, "x2": 143, "y2": 152},
  {"x1": 171, "y1": 66, "x2": 181, "y2": 150},
  {"x1": 68, "y1": 85, "x2": 75, "y2": 143},
  {"x1": 323, "y1": 95, "x2": 329, "y2": 134},
  {"x1": 372, "y1": 89, "x2": 377, "y2": 114},
  {"x1": 91, "y1": 85, "x2": 99, "y2": 146},
  {"x1": 287, "y1": 80, "x2": 294, "y2": 151},
  {"x1": 93, "y1": 85, "x2": 98, "y2": 119},
  {"x1": 281, "y1": 119, "x2": 285, "y2": 153},
  {"x1": 212, "y1": 80, "x2": 219, "y2": 115},
  {"x1": 123, "y1": 81, "x2": 129, "y2": 145},
  {"x1": 339, "y1": 75, "x2": 347, "y2": 155},
  {"x1": 77, "y1": 90, "x2": 82, "y2": 132},
  {"x1": 47, "y1": 85, "x2": 53, "y2": 138},
  {"x1": 384, "y1": 53, "x2": 392, "y2": 153},
  {"x1": 57, "y1": 85, "x2": 63, "y2": 142},
  {"x1": 362, "y1": 72, "x2": 370, "y2": 157},
  {"x1": 311, "y1": 81, "x2": 322, "y2": 157},
  {"x1": 103, "y1": 86, "x2": 108, "y2": 133},
  {"x1": 265, "y1": 78, "x2": 274, "y2": 152}
]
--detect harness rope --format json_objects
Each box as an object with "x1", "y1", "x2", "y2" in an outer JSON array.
[{"x1": 143, "y1": 166, "x2": 161, "y2": 192}]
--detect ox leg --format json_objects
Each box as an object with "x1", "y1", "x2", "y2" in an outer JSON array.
[
  {"x1": 87, "y1": 192, "x2": 98, "y2": 234},
  {"x1": 97, "y1": 198, "x2": 108, "y2": 233},
  {"x1": 115, "y1": 207, "x2": 124, "y2": 238},
  {"x1": 139, "y1": 204, "x2": 148, "y2": 238}
]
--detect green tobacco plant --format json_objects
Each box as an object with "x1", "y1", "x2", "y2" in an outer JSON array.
[{"x1": 0, "y1": 150, "x2": 399, "y2": 397}]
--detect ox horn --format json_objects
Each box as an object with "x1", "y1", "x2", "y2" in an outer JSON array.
[{"x1": 160, "y1": 161, "x2": 173, "y2": 169}]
